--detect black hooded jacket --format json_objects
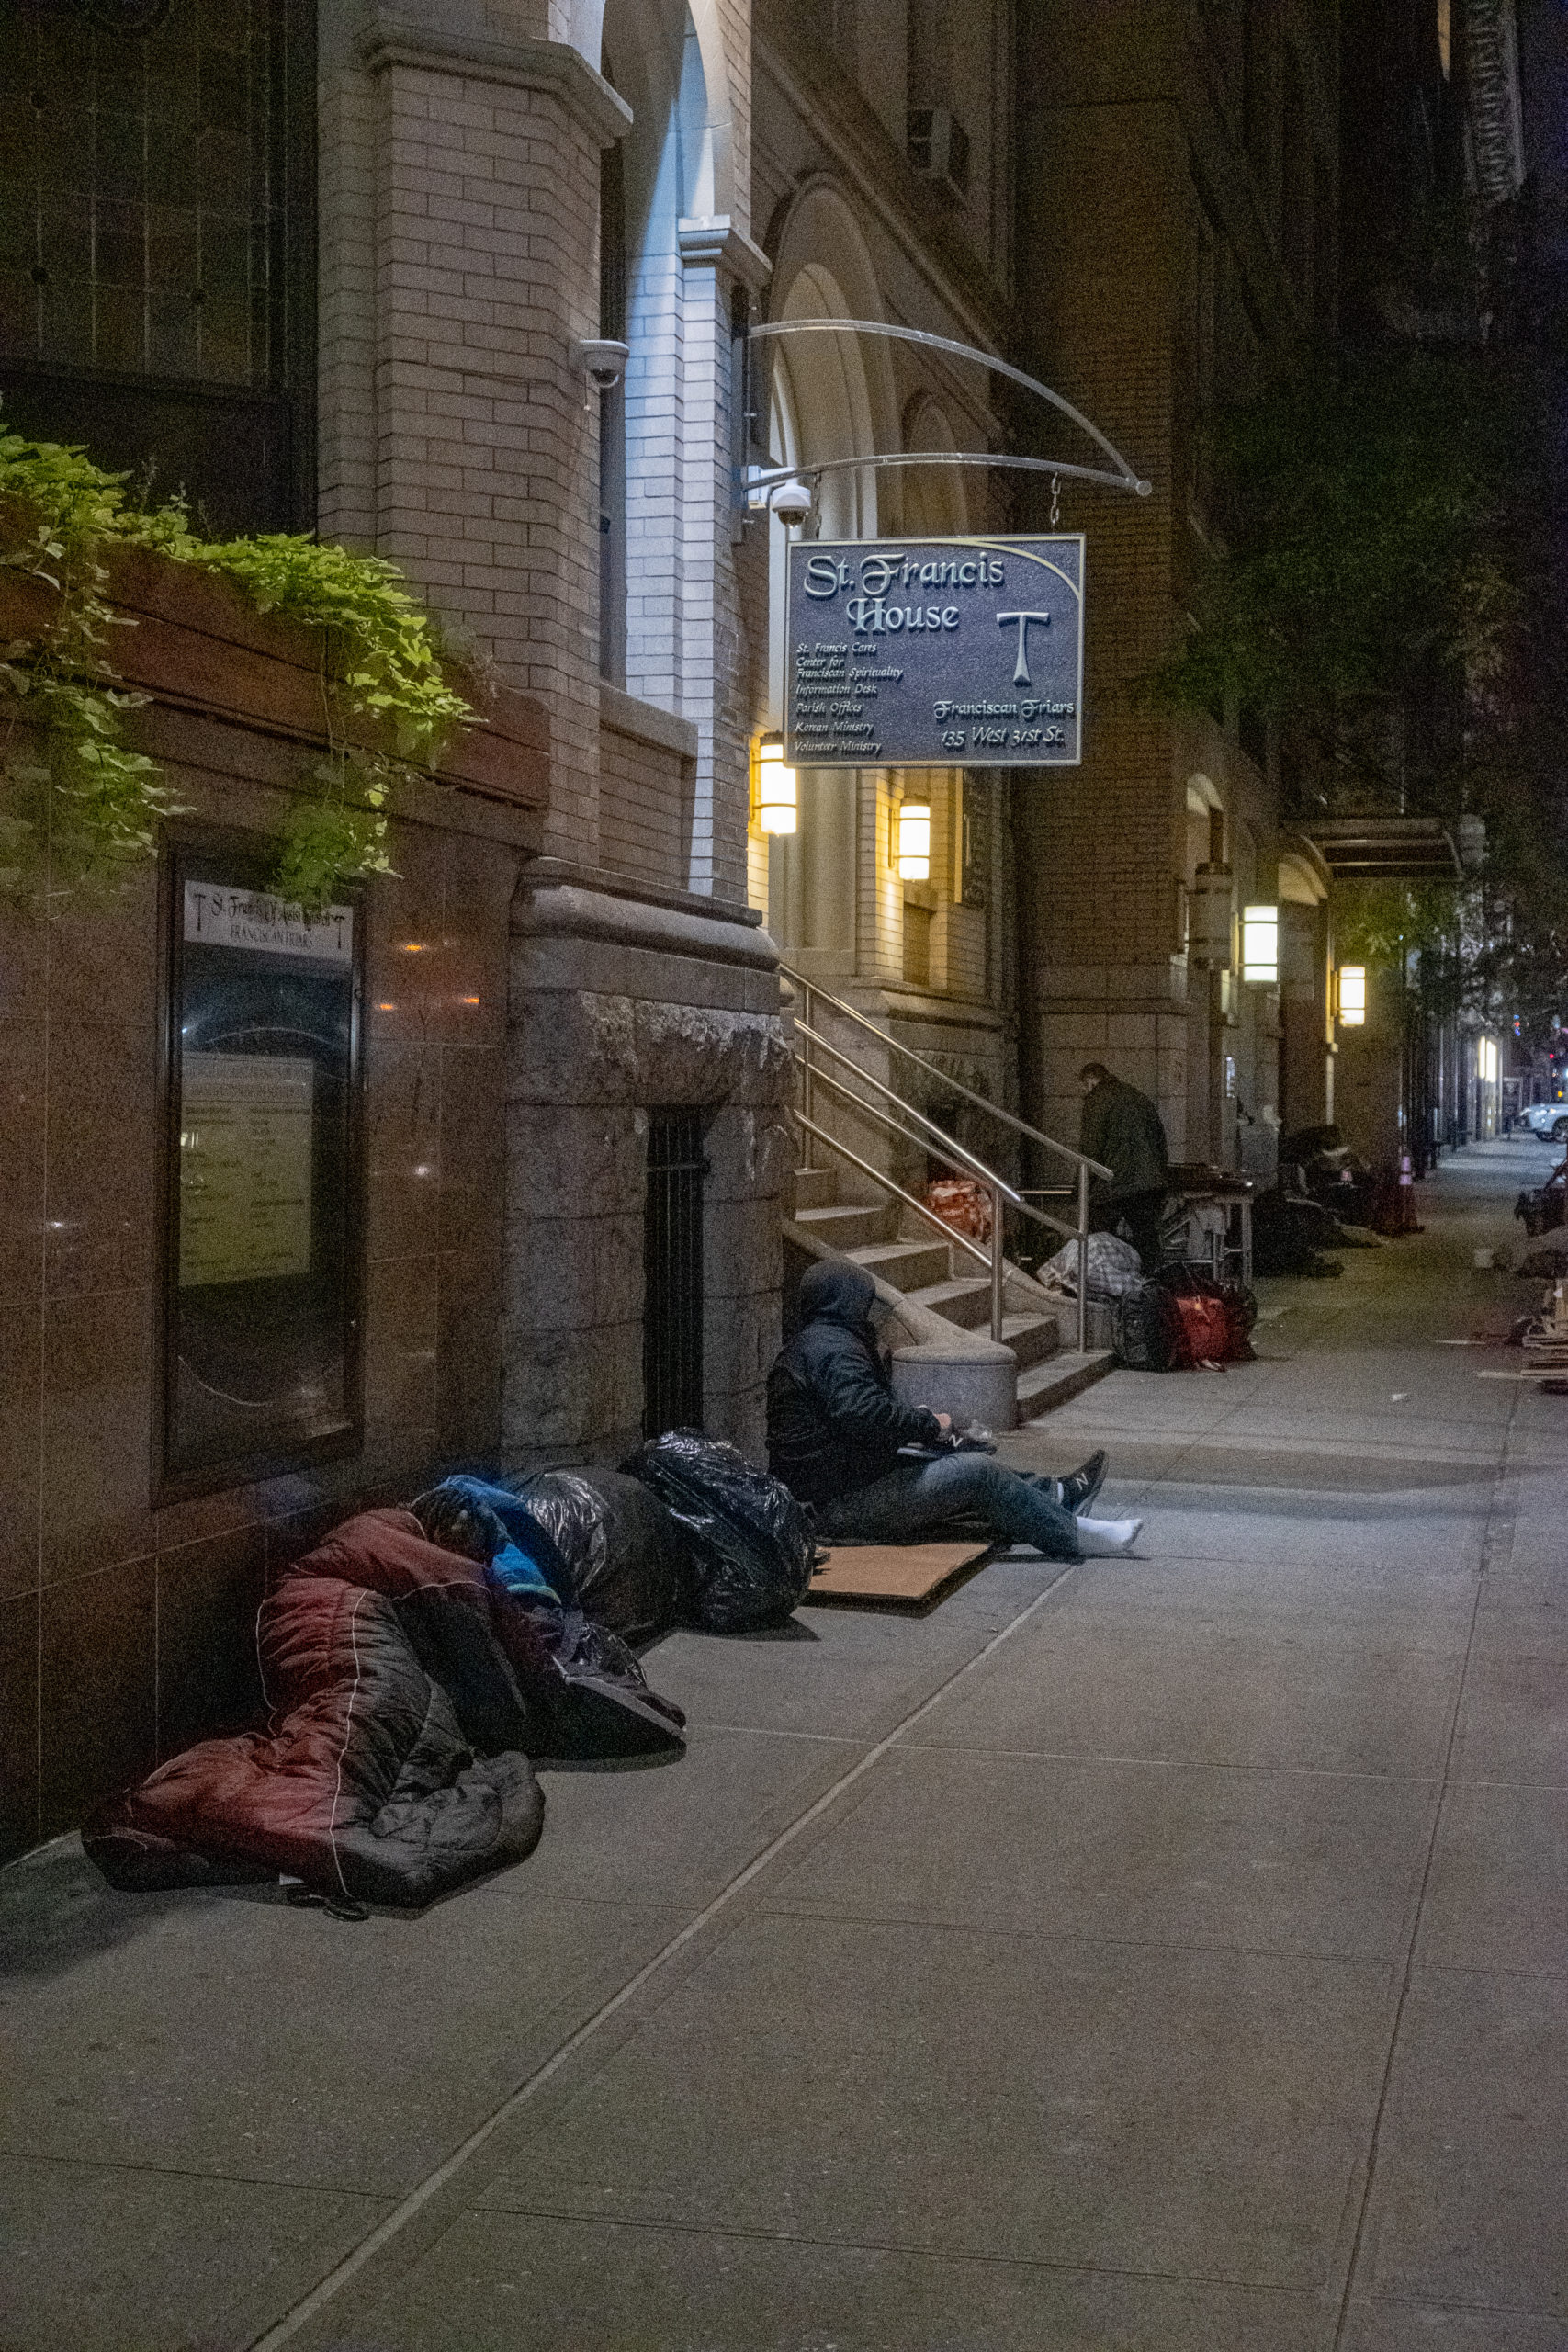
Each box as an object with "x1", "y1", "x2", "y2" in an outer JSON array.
[{"x1": 766, "y1": 1261, "x2": 943, "y2": 1508}]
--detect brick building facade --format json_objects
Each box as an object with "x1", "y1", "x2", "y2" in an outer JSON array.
[
  {"x1": 1012, "y1": 0, "x2": 1340, "y2": 1179},
  {"x1": 0, "y1": 0, "x2": 793, "y2": 1856},
  {"x1": 4, "y1": 0, "x2": 1517, "y2": 1858}
]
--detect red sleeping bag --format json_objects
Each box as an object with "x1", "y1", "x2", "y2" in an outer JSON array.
[{"x1": 84, "y1": 1510, "x2": 550, "y2": 1907}]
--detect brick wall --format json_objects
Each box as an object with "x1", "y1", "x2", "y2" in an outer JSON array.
[{"x1": 598, "y1": 708, "x2": 698, "y2": 890}]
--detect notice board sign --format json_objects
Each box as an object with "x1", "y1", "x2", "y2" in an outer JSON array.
[
  {"x1": 178, "y1": 1053, "x2": 316, "y2": 1287},
  {"x1": 159, "y1": 854, "x2": 363, "y2": 1495},
  {"x1": 784, "y1": 535, "x2": 1084, "y2": 768}
]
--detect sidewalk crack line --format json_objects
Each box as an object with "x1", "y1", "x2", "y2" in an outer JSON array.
[{"x1": 245, "y1": 1559, "x2": 1081, "y2": 2351}]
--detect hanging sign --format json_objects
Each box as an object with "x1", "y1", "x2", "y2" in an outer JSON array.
[{"x1": 784, "y1": 534, "x2": 1084, "y2": 768}]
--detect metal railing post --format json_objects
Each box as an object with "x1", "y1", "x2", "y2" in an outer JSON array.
[
  {"x1": 1077, "y1": 1163, "x2": 1089, "y2": 1356},
  {"x1": 990, "y1": 1184, "x2": 1006, "y2": 1341},
  {"x1": 800, "y1": 980, "x2": 816, "y2": 1170}
]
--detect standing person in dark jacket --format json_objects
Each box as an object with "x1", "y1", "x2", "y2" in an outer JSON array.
[
  {"x1": 767, "y1": 1261, "x2": 1143, "y2": 1558},
  {"x1": 1078, "y1": 1062, "x2": 1170, "y2": 1271}
]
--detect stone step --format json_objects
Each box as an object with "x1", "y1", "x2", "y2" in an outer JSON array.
[
  {"x1": 847, "y1": 1235, "x2": 954, "y2": 1292},
  {"x1": 791, "y1": 1164, "x2": 838, "y2": 1215},
  {"x1": 1000, "y1": 1310, "x2": 1061, "y2": 1371},
  {"x1": 1015, "y1": 1349, "x2": 1118, "y2": 1419},
  {"x1": 794, "y1": 1202, "x2": 897, "y2": 1251},
  {"x1": 906, "y1": 1275, "x2": 995, "y2": 1330}
]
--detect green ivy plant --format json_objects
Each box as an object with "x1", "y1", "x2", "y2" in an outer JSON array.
[{"x1": 0, "y1": 429, "x2": 477, "y2": 913}]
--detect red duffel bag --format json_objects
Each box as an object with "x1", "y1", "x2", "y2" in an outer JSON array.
[{"x1": 1163, "y1": 1269, "x2": 1256, "y2": 1367}]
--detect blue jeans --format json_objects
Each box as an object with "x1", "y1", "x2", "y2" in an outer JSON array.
[{"x1": 814, "y1": 1452, "x2": 1081, "y2": 1560}]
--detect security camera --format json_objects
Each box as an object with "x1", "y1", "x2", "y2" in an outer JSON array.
[
  {"x1": 769, "y1": 476, "x2": 814, "y2": 526},
  {"x1": 576, "y1": 337, "x2": 629, "y2": 391}
]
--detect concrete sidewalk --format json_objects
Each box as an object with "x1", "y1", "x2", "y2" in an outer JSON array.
[{"x1": 3, "y1": 1138, "x2": 1565, "y2": 2352}]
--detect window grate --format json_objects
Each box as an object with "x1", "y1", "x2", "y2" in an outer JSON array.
[{"x1": 643, "y1": 1108, "x2": 706, "y2": 1437}]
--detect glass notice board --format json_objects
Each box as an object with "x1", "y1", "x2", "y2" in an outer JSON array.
[{"x1": 160, "y1": 846, "x2": 364, "y2": 1492}]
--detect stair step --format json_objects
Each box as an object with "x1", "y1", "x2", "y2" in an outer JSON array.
[
  {"x1": 849, "y1": 1236, "x2": 953, "y2": 1292},
  {"x1": 906, "y1": 1275, "x2": 994, "y2": 1330},
  {"x1": 791, "y1": 1164, "x2": 838, "y2": 1214},
  {"x1": 1001, "y1": 1310, "x2": 1061, "y2": 1370},
  {"x1": 1015, "y1": 1350, "x2": 1117, "y2": 1419},
  {"x1": 795, "y1": 1203, "x2": 895, "y2": 1249}
]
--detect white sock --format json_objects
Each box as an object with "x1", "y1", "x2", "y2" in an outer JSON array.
[{"x1": 1076, "y1": 1516, "x2": 1144, "y2": 1557}]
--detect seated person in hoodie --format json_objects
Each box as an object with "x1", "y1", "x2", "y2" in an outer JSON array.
[{"x1": 767, "y1": 1261, "x2": 1143, "y2": 1559}]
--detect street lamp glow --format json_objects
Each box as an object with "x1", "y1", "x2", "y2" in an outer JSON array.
[
  {"x1": 1337, "y1": 965, "x2": 1367, "y2": 1026},
  {"x1": 756, "y1": 735, "x2": 797, "y2": 834},
  {"x1": 1241, "y1": 903, "x2": 1279, "y2": 984},
  {"x1": 897, "y1": 798, "x2": 931, "y2": 880}
]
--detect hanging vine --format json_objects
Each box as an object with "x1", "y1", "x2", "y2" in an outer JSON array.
[{"x1": 0, "y1": 429, "x2": 477, "y2": 913}]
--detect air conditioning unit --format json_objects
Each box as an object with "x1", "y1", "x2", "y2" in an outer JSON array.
[{"x1": 908, "y1": 107, "x2": 971, "y2": 200}]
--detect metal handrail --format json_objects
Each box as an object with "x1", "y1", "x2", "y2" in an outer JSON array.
[
  {"x1": 795, "y1": 1021, "x2": 1025, "y2": 1204},
  {"x1": 795, "y1": 1055, "x2": 987, "y2": 1191},
  {"x1": 784, "y1": 962, "x2": 1099, "y2": 1353},
  {"x1": 795, "y1": 1046, "x2": 1079, "y2": 1248},
  {"x1": 796, "y1": 1114, "x2": 992, "y2": 1272},
  {"x1": 779, "y1": 961, "x2": 1112, "y2": 1182}
]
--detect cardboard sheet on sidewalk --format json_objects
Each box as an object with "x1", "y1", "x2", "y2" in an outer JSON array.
[{"x1": 806, "y1": 1540, "x2": 990, "y2": 1607}]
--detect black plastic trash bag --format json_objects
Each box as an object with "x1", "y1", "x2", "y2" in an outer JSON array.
[
  {"x1": 1114, "y1": 1279, "x2": 1183, "y2": 1372},
  {"x1": 623, "y1": 1430, "x2": 818, "y2": 1634},
  {"x1": 510, "y1": 1468, "x2": 692, "y2": 1647}
]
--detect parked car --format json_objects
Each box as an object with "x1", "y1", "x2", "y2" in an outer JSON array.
[{"x1": 1521, "y1": 1101, "x2": 1568, "y2": 1141}]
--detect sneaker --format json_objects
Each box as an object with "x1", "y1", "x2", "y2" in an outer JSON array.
[{"x1": 1055, "y1": 1448, "x2": 1108, "y2": 1517}]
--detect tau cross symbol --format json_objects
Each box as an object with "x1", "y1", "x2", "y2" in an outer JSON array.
[{"x1": 998, "y1": 610, "x2": 1051, "y2": 687}]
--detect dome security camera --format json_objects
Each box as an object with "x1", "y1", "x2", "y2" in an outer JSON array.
[
  {"x1": 576, "y1": 337, "x2": 630, "y2": 391},
  {"x1": 769, "y1": 476, "x2": 815, "y2": 526}
]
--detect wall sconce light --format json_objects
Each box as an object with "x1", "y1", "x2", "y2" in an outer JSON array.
[
  {"x1": 1337, "y1": 965, "x2": 1367, "y2": 1026},
  {"x1": 897, "y1": 797, "x2": 931, "y2": 881},
  {"x1": 1241, "y1": 903, "x2": 1279, "y2": 984},
  {"x1": 1479, "y1": 1037, "x2": 1498, "y2": 1083},
  {"x1": 755, "y1": 734, "x2": 797, "y2": 834}
]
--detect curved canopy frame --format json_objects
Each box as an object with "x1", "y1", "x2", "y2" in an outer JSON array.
[{"x1": 749, "y1": 317, "x2": 1152, "y2": 500}]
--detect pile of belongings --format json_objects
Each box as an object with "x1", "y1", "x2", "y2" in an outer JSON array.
[
  {"x1": 1515, "y1": 1161, "x2": 1567, "y2": 1242},
  {"x1": 1519, "y1": 1278, "x2": 1568, "y2": 1384},
  {"x1": 1115, "y1": 1266, "x2": 1257, "y2": 1372},
  {"x1": 1278, "y1": 1124, "x2": 1377, "y2": 1228},
  {"x1": 1038, "y1": 1231, "x2": 1145, "y2": 1298},
  {"x1": 1516, "y1": 1237, "x2": 1568, "y2": 1280},
  {"x1": 1251, "y1": 1185, "x2": 1347, "y2": 1277},
  {"x1": 85, "y1": 1436, "x2": 818, "y2": 1913},
  {"x1": 926, "y1": 1176, "x2": 994, "y2": 1243}
]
